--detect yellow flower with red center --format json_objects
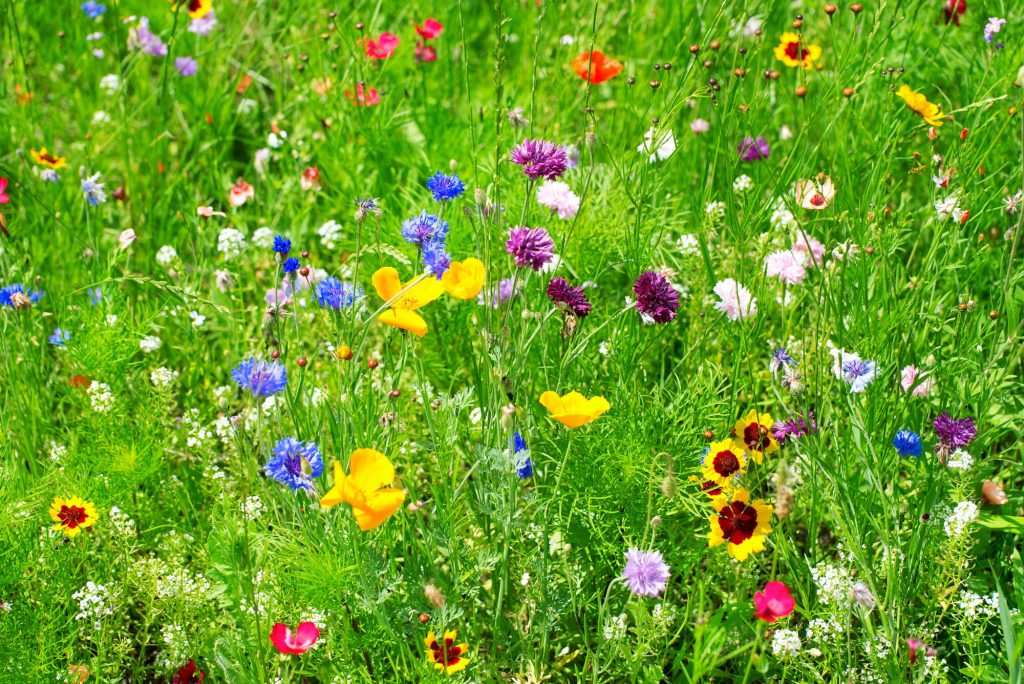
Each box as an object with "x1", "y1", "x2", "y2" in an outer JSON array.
[
  {"x1": 733, "y1": 409, "x2": 778, "y2": 464},
  {"x1": 440, "y1": 258, "x2": 486, "y2": 300},
  {"x1": 371, "y1": 267, "x2": 444, "y2": 337},
  {"x1": 700, "y1": 440, "x2": 747, "y2": 487},
  {"x1": 708, "y1": 487, "x2": 772, "y2": 561},
  {"x1": 30, "y1": 148, "x2": 67, "y2": 170},
  {"x1": 896, "y1": 84, "x2": 945, "y2": 127},
  {"x1": 689, "y1": 474, "x2": 733, "y2": 498},
  {"x1": 49, "y1": 496, "x2": 97, "y2": 538},
  {"x1": 773, "y1": 32, "x2": 821, "y2": 69},
  {"x1": 320, "y1": 449, "x2": 405, "y2": 531},
  {"x1": 186, "y1": 0, "x2": 212, "y2": 19},
  {"x1": 539, "y1": 390, "x2": 610, "y2": 428},
  {"x1": 425, "y1": 629, "x2": 470, "y2": 675}
]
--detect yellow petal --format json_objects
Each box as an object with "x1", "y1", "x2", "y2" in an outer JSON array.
[
  {"x1": 372, "y1": 267, "x2": 402, "y2": 302},
  {"x1": 441, "y1": 258, "x2": 486, "y2": 300},
  {"x1": 319, "y1": 461, "x2": 347, "y2": 508},
  {"x1": 378, "y1": 309, "x2": 429, "y2": 336},
  {"x1": 538, "y1": 391, "x2": 564, "y2": 415},
  {"x1": 347, "y1": 449, "x2": 396, "y2": 494},
  {"x1": 402, "y1": 276, "x2": 445, "y2": 309},
  {"x1": 352, "y1": 488, "x2": 405, "y2": 530}
]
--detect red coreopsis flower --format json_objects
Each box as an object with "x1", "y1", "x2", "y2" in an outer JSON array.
[
  {"x1": 571, "y1": 50, "x2": 623, "y2": 84},
  {"x1": 943, "y1": 0, "x2": 966, "y2": 25},
  {"x1": 415, "y1": 18, "x2": 443, "y2": 40},
  {"x1": 269, "y1": 621, "x2": 320, "y2": 655},
  {"x1": 346, "y1": 83, "x2": 380, "y2": 107},
  {"x1": 364, "y1": 32, "x2": 399, "y2": 59}
]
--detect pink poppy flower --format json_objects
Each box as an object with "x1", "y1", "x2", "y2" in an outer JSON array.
[
  {"x1": 415, "y1": 43, "x2": 437, "y2": 62},
  {"x1": 300, "y1": 166, "x2": 321, "y2": 191},
  {"x1": 900, "y1": 365, "x2": 935, "y2": 397},
  {"x1": 907, "y1": 637, "x2": 935, "y2": 664},
  {"x1": 269, "y1": 621, "x2": 320, "y2": 655},
  {"x1": 229, "y1": 179, "x2": 254, "y2": 208},
  {"x1": 0, "y1": 178, "x2": 9, "y2": 204},
  {"x1": 754, "y1": 581, "x2": 795, "y2": 622},
  {"x1": 346, "y1": 83, "x2": 380, "y2": 107},
  {"x1": 764, "y1": 250, "x2": 807, "y2": 285},
  {"x1": 415, "y1": 18, "x2": 443, "y2": 40},
  {"x1": 364, "y1": 32, "x2": 399, "y2": 59},
  {"x1": 795, "y1": 173, "x2": 835, "y2": 210}
]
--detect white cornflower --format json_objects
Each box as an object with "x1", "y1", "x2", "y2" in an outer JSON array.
[{"x1": 637, "y1": 127, "x2": 676, "y2": 163}]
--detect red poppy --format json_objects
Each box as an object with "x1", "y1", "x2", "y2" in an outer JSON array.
[
  {"x1": 753, "y1": 581, "x2": 795, "y2": 622},
  {"x1": 571, "y1": 50, "x2": 623, "y2": 84},
  {"x1": 269, "y1": 621, "x2": 320, "y2": 655},
  {"x1": 345, "y1": 84, "x2": 380, "y2": 107},
  {"x1": 415, "y1": 43, "x2": 437, "y2": 63},
  {"x1": 943, "y1": 0, "x2": 966, "y2": 25},
  {"x1": 172, "y1": 660, "x2": 205, "y2": 684},
  {"x1": 364, "y1": 32, "x2": 399, "y2": 59},
  {"x1": 0, "y1": 178, "x2": 9, "y2": 205},
  {"x1": 415, "y1": 18, "x2": 443, "y2": 40}
]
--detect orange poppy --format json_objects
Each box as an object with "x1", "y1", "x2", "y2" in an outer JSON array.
[{"x1": 571, "y1": 50, "x2": 623, "y2": 84}]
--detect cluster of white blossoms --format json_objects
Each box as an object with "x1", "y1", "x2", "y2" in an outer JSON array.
[
  {"x1": 317, "y1": 219, "x2": 344, "y2": 249},
  {"x1": 155, "y1": 245, "x2": 177, "y2": 266},
  {"x1": 183, "y1": 408, "x2": 212, "y2": 449},
  {"x1": 217, "y1": 228, "x2": 246, "y2": 259},
  {"x1": 946, "y1": 448, "x2": 973, "y2": 471},
  {"x1": 957, "y1": 590, "x2": 1000, "y2": 620},
  {"x1": 140, "y1": 335, "x2": 162, "y2": 353},
  {"x1": 72, "y1": 581, "x2": 114, "y2": 631},
  {"x1": 602, "y1": 613, "x2": 628, "y2": 640},
  {"x1": 87, "y1": 382, "x2": 115, "y2": 413},
  {"x1": 770, "y1": 629, "x2": 802, "y2": 657},
  {"x1": 150, "y1": 367, "x2": 178, "y2": 388},
  {"x1": 810, "y1": 562, "x2": 853, "y2": 606},
  {"x1": 943, "y1": 501, "x2": 979, "y2": 537},
  {"x1": 108, "y1": 506, "x2": 136, "y2": 538},
  {"x1": 241, "y1": 495, "x2": 265, "y2": 521},
  {"x1": 157, "y1": 567, "x2": 213, "y2": 604}
]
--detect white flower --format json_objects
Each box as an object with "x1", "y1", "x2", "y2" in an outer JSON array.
[
  {"x1": 217, "y1": 228, "x2": 246, "y2": 259},
  {"x1": 811, "y1": 562, "x2": 852, "y2": 605},
  {"x1": 705, "y1": 201, "x2": 726, "y2": 222},
  {"x1": 934, "y1": 194, "x2": 963, "y2": 222},
  {"x1": 241, "y1": 495, "x2": 265, "y2": 520},
  {"x1": 268, "y1": 131, "x2": 288, "y2": 148},
  {"x1": 946, "y1": 449, "x2": 973, "y2": 471},
  {"x1": 156, "y1": 245, "x2": 177, "y2": 266},
  {"x1": 559, "y1": 34, "x2": 575, "y2": 45},
  {"x1": 770, "y1": 629, "x2": 802, "y2": 657},
  {"x1": 150, "y1": 367, "x2": 178, "y2": 387},
  {"x1": 87, "y1": 382, "x2": 115, "y2": 413},
  {"x1": 469, "y1": 407, "x2": 483, "y2": 425},
  {"x1": 732, "y1": 174, "x2": 753, "y2": 193},
  {"x1": 99, "y1": 73, "x2": 120, "y2": 95},
  {"x1": 189, "y1": 310, "x2": 206, "y2": 328},
  {"x1": 676, "y1": 233, "x2": 699, "y2": 256},
  {"x1": 92, "y1": 110, "x2": 111, "y2": 125},
  {"x1": 637, "y1": 127, "x2": 676, "y2": 163},
  {"x1": 779, "y1": 124, "x2": 794, "y2": 140},
  {"x1": 602, "y1": 613, "x2": 628, "y2": 640},
  {"x1": 139, "y1": 335, "x2": 162, "y2": 353},
  {"x1": 944, "y1": 501, "x2": 979, "y2": 537},
  {"x1": 251, "y1": 226, "x2": 275, "y2": 248},
  {"x1": 317, "y1": 220, "x2": 343, "y2": 249}
]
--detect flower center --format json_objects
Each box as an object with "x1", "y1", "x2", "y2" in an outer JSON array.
[
  {"x1": 743, "y1": 423, "x2": 767, "y2": 452},
  {"x1": 784, "y1": 41, "x2": 810, "y2": 62},
  {"x1": 717, "y1": 501, "x2": 759, "y2": 544},
  {"x1": 712, "y1": 450, "x2": 740, "y2": 477},
  {"x1": 58, "y1": 505, "x2": 89, "y2": 529},
  {"x1": 429, "y1": 638, "x2": 463, "y2": 666},
  {"x1": 810, "y1": 193, "x2": 825, "y2": 206}
]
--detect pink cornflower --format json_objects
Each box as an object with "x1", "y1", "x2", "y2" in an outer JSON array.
[
  {"x1": 764, "y1": 250, "x2": 807, "y2": 285},
  {"x1": 690, "y1": 118, "x2": 710, "y2": 135},
  {"x1": 901, "y1": 365, "x2": 935, "y2": 397},
  {"x1": 792, "y1": 232, "x2": 826, "y2": 267},
  {"x1": 713, "y1": 278, "x2": 757, "y2": 321},
  {"x1": 536, "y1": 181, "x2": 580, "y2": 219}
]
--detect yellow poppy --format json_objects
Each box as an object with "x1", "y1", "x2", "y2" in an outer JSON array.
[
  {"x1": 49, "y1": 496, "x2": 97, "y2": 538},
  {"x1": 896, "y1": 84, "x2": 944, "y2": 127},
  {"x1": 539, "y1": 390, "x2": 610, "y2": 428},
  {"x1": 30, "y1": 148, "x2": 67, "y2": 170},
  {"x1": 372, "y1": 267, "x2": 444, "y2": 337},
  {"x1": 320, "y1": 449, "x2": 405, "y2": 531},
  {"x1": 733, "y1": 409, "x2": 779, "y2": 464},
  {"x1": 700, "y1": 440, "x2": 747, "y2": 488},
  {"x1": 440, "y1": 258, "x2": 486, "y2": 300},
  {"x1": 708, "y1": 487, "x2": 773, "y2": 561},
  {"x1": 425, "y1": 629, "x2": 470, "y2": 675},
  {"x1": 773, "y1": 32, "x2": 821, "y2": 69},
  {"x1": 186, "y1": 0, "x2": 212, "y2": 19}
]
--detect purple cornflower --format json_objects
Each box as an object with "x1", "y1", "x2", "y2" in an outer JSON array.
[
  {"x1": 175, "y1": 56, "x2": 198, "y2": 77},
  {"x1": 738, "y1": 136, "x2": 770, "y2": 162},
  {"x1": 510, "y1": 139, "x2": 569, "y2": 180},
  {"x1": 231, "y1": 357, "x2": 288, "y2": 397},
  {"x1": 771, "y1": 412, "x2": 817, "y2": 444},
  {"x1": 632, "y1": 271, "x2": 679, "y2": 324},
  {"x1": 400, "y1": 211, "x2": 449, "y2": 249},
  {"x1": 478, "y1": 277, "x2": 518, "y2": 308},
  {"x1": 506, "y1": 226, "x2": 555, "y2": 271},
  {"x1": 266, "y1": 437, "x2": 324, "y2": 492},
  {"x1": 842, "y1": 358, "x2": 877, "y2": 393},
  {"x1": 984, "y1": 17, "x2": 1006, "y2": 44},
  {"x1": 622, "y1": 547, "x2": 671, "y2": 597},
  {"x1": 133, "y1": 17, "x2": 167, "y2": 57},
  {"x1": 546, "y1": 277, "x2": 591, "y2": 318},
  {"x1": 355, "y1": 196, "x2": 381, "y2": 222},
  {"x1": 425, "y1": 172, "x2": 465, "y2": 202},
  {"x1": 934, "y1": 412, "x2": 976, "y2": 449}
]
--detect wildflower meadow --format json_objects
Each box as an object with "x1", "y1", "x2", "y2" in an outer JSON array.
[{"x1": 3, "y1": 1, "x2": 1024, "y2": 682}]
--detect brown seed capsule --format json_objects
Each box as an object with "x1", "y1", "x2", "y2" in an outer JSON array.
[
  {"x1": 982, "y1": 480, "x2": 1008, "y2": 505},
  {"x1": 703, "y1": 430, "x2": 714, "y2": 440},
  {"x1": 795, "y1": 85, "x2": 807, "y2": 97},
  {"x1": 649, "y1": 80, "x2": 661, "y2": 89},
  {"x1": 738, "y1": 104, "x2": 749, "y2": 113},
  {"x1": 865, "y1": 246, "x2": 875, "y2": 255},
  {"x1": 367, "y1": 358, "x2": 379, "y2": 369},
  {"x1": 958, "y1": 302, "x2": 968, "y2": 312},
  {"x1": 389, "y1": 389, "x2": 401, "y2": 398},
  {"x1": 626, "y1": 76, "x2": 636, "y2": 85},
  {"x1": 843, "y1": 87, "x2": 855, "y2": 97},
  {"x1": 296, "y1": 357, "x2": 308, "y2": 368},
  {"x1": 9, "y1": 292, "x2": 31, "y2": 310},
  {"x1": 990, "y1": 310, "x2": 999, "y2": 320},
  {"x1": 850, "y1": 2, "x2": 863, "y2": 12},
  {"x1": 734, "y1": 67, "x2": 747, "y2": 78},
  {"x1": 271, "y1": 349, "x2": 281, "y2": 359},
  {"x1": 355, "y1": 22, "x2": 364, "y2": 30},
  {"x1": 301, "y1": 250, "x2": 310, "y2": 258},
  {"x1": 825, "y1": 3, "x2": 837, "y2": 14},
  {"x1": 663, "y1": 63, "x2": 672, "y2": 71},
  {"x1": 703, "y1": 60, "x2": 713, "y2": 69},
  {"x1": 299, "y1": 266, "x2": 310, "y2": 277},
  {"x1": 709, "y1": 39, "x2": 720, "y2": 50},
  {"x1": 792, "y1": 19, "x2": 803, "y2": 29},
  {"x1": 653, "y1": 63, "x2": 661, "y2": 71},
  {"x1": 418, "y1": 613, "x2": 430, "y2": 624},
  {"x1": 689, "y1": 44, "x2": 700, "y2": 54}
]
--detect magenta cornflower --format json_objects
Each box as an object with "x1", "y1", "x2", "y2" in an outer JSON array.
[
  {"x1": 622, "y1": 547, "x2": 670, "y2": 597},
  {"x1": 546, "y1": 277, "x2": 591, "y2": 318},
  {"x1": 506, "y1": 226, "x2": 555, "y2": 271},
  {"x1": 738, "y1": 136, "x2": 770, "y2": 162},
  {"x1": 510, "y1": 139, "x2": 568, "y2": 180},
  {"x1": 632, "y1": 271, "x2": 679, "y2": 323},
  {"x1": 771, "y1": 411, "x2": 817, "y2": 444},
  {"x1": 933, "y1": 412, "x2": 976, "y2": 449}
]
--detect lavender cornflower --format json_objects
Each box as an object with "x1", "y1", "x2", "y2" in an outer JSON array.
[
  {"x1": 893, "y1": 430, "x2": 923, "y2": 457},
  {"x1": 546, "y1": 277, "x2": 591, "y2": 318},
  {"x1": 738, "y1": 136, "x2": 770, "y2": 162},
  {"x1": 133, "y1": 17, "x2": 167, "y2": 57},
  {"x1": 272, "y1": 236, "x2": 291, "y2": 255},
  {"x1": 81, "y1": 173, "x2": 107, "y2": 206},
  {"x1": 48, "y1": 328, "x2": 71, "y2": 346},
  {"x1": 174, "y1": 56, "x2": 198, "y2": 77},
  {"x1": 984, "y1": 17, "x2": 1006, "y2": 44},
  {"x1": 632, "y1": 271, "x2": 679, "y2": 324},
  {"x1": 315, "y1": 277, "x2": 362, "y2": 310},
  {"x1": 934, "y1": 412, "x2": 977, "y2": 450},
  {"x1": 425, "y1": 172, "x2": 465, "y2": 202},
  {"x1": 840, "y1": 356, "x2": 877, "y2": 393},
  {"x1": 512, "y1": 432, "x2": 532, "y2": 478},
  {"x1": 421, "y1": 239, "x2": 452, "y2": 279},
  {"x1": 265, "y1": 437, "x2": 324, "y2": 492},
  {"x1": 0, "y1": 284, "x2": 44, "y2": 308},
  {"x1": 400, "y1": 211, "x2": 449, "y2": 249},
  {"x1": 510, "y1": 139, "x2": 569, "y2": 180},
  {"x1": 771, "y1": 412, "x2": 816, "y2": 444},
  {"x1": 478, "y1": 277, "x2": 518, "y2": 308},
  {"x1": 622, "y1": 547, "x2": 671, "y2": 597},
  {"x1": 506, "y1": 226, "x2": 555, "y2": 271},
  {"x1": 231, "y1": 357, "x2": 288, "y2": 397},
  {"x1": 770, "y1": 348, "x2": 796, "y2": 374}
]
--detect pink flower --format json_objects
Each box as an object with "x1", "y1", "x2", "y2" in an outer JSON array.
[
  {"x1": 907, "y1": 637, "x2": 935, "y2": 664},
  {"x1": 901, "y1": 365, "x2": 935, "y2": 397},
  {"x1": 536, "y1": 180, "x2": 580, "y2": 219},
  {"x1": 415, "y1": 18, "x2": 443, "y2": 40},
  {"x1": 415, "y1": 43, "x2": 437, "y2": 62},
  {"x1": 300, "y1": 166, "x2": 321, "y2": 191},
  {"x1": 269, "y1": 621, "x2": 320, "y2": 655},
  {"x1": 229, "y1": 179, "x2": 254, "y2": 208},
  {"x1": 197, "y1": 205, "x2": 226, "y2": 218},
  {"x1": 117, "y1": 228, "x2": 137, "y2": 250},
  {"x1": 0, "y1": 178, "x2": 9, "y2": 205},
  {"x1": 713, "y1": 278, "x2": 757, "y2": 321},
  {"x1": 764, "y1": 250, "x2": 807, "y2": 285},
  {"x1": 792, "y1": 232, "x2": 825, "y2": 267},
  {"x1": 754, "y1": 581, "x2": 795, "y2": 622},
  {"x1": 364, "y1": 32, "x2": 398, "y2": 59},
  {"x1": 690, "y1": 118, "x2": 710, "y2": 135},
  {"x1": 346, "y1": 83, "x2": 380, "y2": 107}
]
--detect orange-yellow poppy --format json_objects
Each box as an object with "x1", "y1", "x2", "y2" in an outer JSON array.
[
  {"x1": 571, "y1": 50, "x2": 623, "y2": 84},
  {"x1": 539, "y1": 390, "x2": 610, "y2": 428},
  {"x1": 440, "y1": 258, "x2": 486, "y2": 300},
  {"x1": 320, "y1": 449, "x2": 405, "y2": 531},
  {"x1": 372, "y1": 267, "x2": 444, "y2": 337}
]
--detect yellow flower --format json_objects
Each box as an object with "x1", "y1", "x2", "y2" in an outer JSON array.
[
  {"x1": 440, "y1": 258, "x2": 486, "y2": 300},
  {"x1": 320, "y1": 449, "x2": 405, "y2": 531},
  {"x1": 48, "y1": 496, "x2": 97, "y2": 538},
  {"x1": 186, "y1": 0, "x2": 212, "y2": 19},
  {"x1": 30, "y1": 148, "x2": 67, "y2": 170},
  {"x1": 896, "y1": 84, "x2": 944, "y2": 127},
  {"x1": 371, "y1": 267, "x2": 444, "y2": 337},
  {"x1": 700, "y1": 440, "x2": 747, "y2": 487},
  {"x1": 425, "y1": 629, "x2": 470, "y2": 675},
  {"x1": 733, "y1": 409, "x2": 779, "y2": 464},
  {"x1": 773, "y1": 32, "x2": 821, "y2": 69},
  {"x1": 708, "y1": 487, "x2": 772, "y2": 561},
  {"x1": 539, "y1": 390, "x2": 610, "y2": 428}
]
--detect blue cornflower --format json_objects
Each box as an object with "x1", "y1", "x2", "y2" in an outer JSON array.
[
  {"x1": 81, "y1": 1, "x2": 105, "y2": 18},
  {"x1": 893, "y1": 429, "x2": 923, "y2": 457},
  {"x1": 400, "y1": 211, "x2": 449, "y2": 249},
  {"x1": 81, "y1": 173, "x2": 107, "y2": 206},
  {"x1": 0, "y1": 283, "x2": 44, "y2": 307},
  {"x1": 266, "y1": 437, "x2": 324, "y2": 491},
  {"x1": 426, "y1": 172, "x2": 465, "y2": 202},
  {"x1": 282, "y1": 257, "x2": 300, "y2": 273},
  {"x1": 315, "y1": 277, "x2": 363, "y2": 310},
  {"x1": 272, "y1": 236, "x2": 292, "y2": 255},
  {"x1": 842, "y1": 357, "x2": 877, "y2": 393},
  {"x1": 231, "y1": 357, "x2": 288, "y2": 397},
  {"x1": 421, "y1": 239, "x2": 452, "y2": 279},
  {"x1": 770, "y1": 347, "x2": 796, "y2": 374},
  {"x1": 48, "y1": 328, "x2": 71, "y2": 346},
  {"x1": 88, "y1": 287, "x2": 103, "y2": 306},
  {"x1": 512, "y1": 431, "x2": 533, "y2": 478}
]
